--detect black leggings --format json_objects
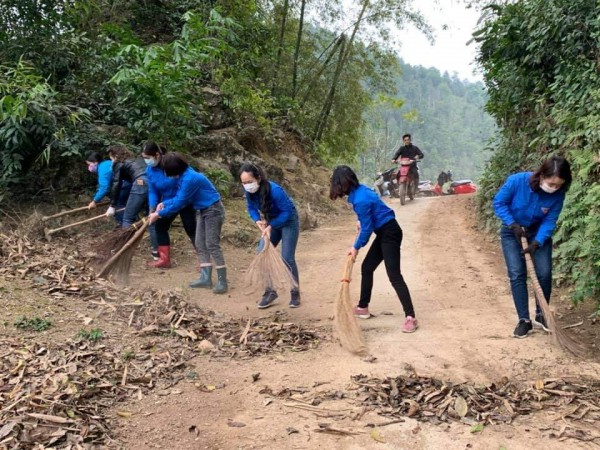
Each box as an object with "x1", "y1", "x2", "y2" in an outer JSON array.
[
  {"x1": 358, "y1": 219, "x2": 415, "y2": 317},
  {"x1": 155, "y1": 204, "x2": 197, "y2": 247}
]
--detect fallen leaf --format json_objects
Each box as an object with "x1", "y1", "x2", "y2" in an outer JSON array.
[
  {"x1": 455, "y1": 396, "x2": 468, "y2": 418},
  {"x1": 26, "y1": 413, "x2": 73, "y2": 424},
  {"x1": 535, "y1": 379, "x2": 544, "y2": 390},
  {"x1": 286, "y1": 427, "x2": 299, "y2": 435},
  {"x1": 117, "y1": 411, "x2": 133, "y2": 418},
  {"x1": 470, "y1": 423, "x2": 484, "y2": 434},
  {"x1": 227, "y1": 420, "x2": 246, "y2": 428},
  {"x1": 370, "y1": 429, "x2": 386, "y2": 443},
  {"x1": 252, "y1": 372, "x2": 261, "y2": 382}
]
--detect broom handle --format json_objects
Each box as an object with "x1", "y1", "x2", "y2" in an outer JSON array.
[
  {"x1": 41, "y1": 201, "x2": 109, "y2": 221},
  {"x1": 97, "y1": 221, "x2": 149, "y2": 278},
  {"x1": 46, "y1": 209, "x2": 125, "y2": 235}
]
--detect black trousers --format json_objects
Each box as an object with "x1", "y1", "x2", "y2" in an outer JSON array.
[
  {"x1": 155, "y1": 204, "x2": 197, "y2": 247},
  {"x1": 358, "y1": 219, "x2": 415, "y2": 317}
]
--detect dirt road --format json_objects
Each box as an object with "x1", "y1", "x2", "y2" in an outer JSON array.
[{"x1": 118, "y1": 195, "x2": 600, "y2": 449}]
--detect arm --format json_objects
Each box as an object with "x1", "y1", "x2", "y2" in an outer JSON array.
[
  {"x1": 415, "y1": 146, "x2": 424, "y2": 160},
  {"x1": 267, "y1": 185, "x2": 294, "y2": 229},
  {"x1": 534, "y1": 195, "x2": 565, "y2": 246},
  {"x1": 147, "y1": 168, "x2": 159, "y2": 211},
  {"x1": 109, "y1": 163, "x2": 123, "y2": 207},
  {"x1": 391, "y1": 147, "x2": 403, "y2": 162},
  {"x1": 93, "y1": 163, "x2": 112, "y2": 202},
  {"x1": 492, "y1": 177, "x2": 517, "y2": 226},
  {"x1": 158, "y1": 175, "x2": 199, "y2": 217},
  {"x1": 353, "y1": 203, "x2": 375, "y2": 249},
  {"x1": 244, "y1": 193, "x2": 261, "y2": 222}
]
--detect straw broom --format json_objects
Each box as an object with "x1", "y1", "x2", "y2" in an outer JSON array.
[
  {"x1": 97, "y1": 221, "x2": 149, "y2": 284},
  {"x1": 521, "y1": 236, "x2": 586, "y2": 356},
  {"x1": 92, "y1": 219, "x2": 146, "y2": 264},
  {"x1": 245, "y1": 235, "x2": 298, "y2": 294},
  {"x1": 334, "y1": 255, "x2": 368, "y2": 356}
]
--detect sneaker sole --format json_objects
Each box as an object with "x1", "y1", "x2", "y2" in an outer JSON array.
[
  {"x1": 533, "y1": 320, "x2": 550, "y2": 332},
  {"x1": 402, "y1": 327, "x2": 418, "y2": 333},
  {"x1": 257, "y1": 300, "x2": 277, "y2": 309},
  {"x1": 289, "y1": 304, "x2": 300, "y2": 308},
  {"x1": 354, "y1": 314, "x2": 371, "y2": 319},
  {"x1": 513, "y1": 331, "x2": 532, "y2": 339}
]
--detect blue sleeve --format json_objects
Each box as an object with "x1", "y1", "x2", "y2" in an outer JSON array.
[
  {"x1": 492, "y1": 177, "x2": 517, "y2": 226},
  {"x1": 354, "y1": 202, "x2": 375, "y2": 249},
  {"x1": 93, "y1": 163, "x2": 112, "y2": 202},
  {"x1": 268, "y1": 185, "x2": 294, "y2": 229},
  {"x1": 245, "y1": 193, "x2": 261, "y2": 222},
  {"x1": 147, "y1": 168, "x2": 159, "y2": 211},
  {"x1": 159, "y1": 174, "x2": 198, "y2": 217},
  {"x1": 535, "y1": 195, "x2": 564, "y2": 246}
]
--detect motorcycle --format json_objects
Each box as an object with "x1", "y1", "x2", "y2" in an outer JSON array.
[
  {"x1": 397, "y1": 158, "x2": 418, "y2": 205},
  {"x1": 373, "y1": 167, "x2": 399, "y2": 198}
]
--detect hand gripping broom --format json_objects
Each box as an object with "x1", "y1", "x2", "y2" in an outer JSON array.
[
  {"x1": 334, "y1": 255, "x2": 368, "y2": 356},
  {"x1": 520, "y1": 236, "x2": 585, "y2": 356}
]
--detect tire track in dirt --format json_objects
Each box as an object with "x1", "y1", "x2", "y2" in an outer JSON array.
[{"x1": 117, "y1": 195, "x2": 600, "y2": 450}]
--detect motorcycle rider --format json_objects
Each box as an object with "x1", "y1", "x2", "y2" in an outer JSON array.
[{"x1": 391, "y1": 134, "x2": 424, "y2": 185}]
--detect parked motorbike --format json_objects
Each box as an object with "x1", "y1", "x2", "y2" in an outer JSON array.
[
  {"x1": 417, "y1": 180, "x2": 438, "y2": 197},
  {"x1": 397, "y1": 158, "x2": 418, "y2": 205},
  {"x1": 373, "y1": 167, "x2": 399, "y2": 198}
]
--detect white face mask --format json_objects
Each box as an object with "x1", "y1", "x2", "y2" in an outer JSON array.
[
  {"x1": 540, "y1": 181, "x2": 559, "y2": 194},
  {"x1": 243, "y1": 181, "x2": 260, "y2": 194}
]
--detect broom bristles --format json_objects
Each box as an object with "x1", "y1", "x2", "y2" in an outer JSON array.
[
  {"x1": 334, "y1": 256, "x2": 368, "y2": 356},
  {"x1": 521, "y1": 237, "x2": 586, "y2": 356},
  {"x1": 92, "y1": 220, "x2": 144, "y2": 265},
  {"x1": 97, "y1": 221, "x2": 149, "y2": 284},
  {"x1": 244, "y1": 238, "x2": 298, "y2": 294}
]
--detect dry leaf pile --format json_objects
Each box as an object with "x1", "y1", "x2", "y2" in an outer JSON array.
[{"x1": 351, "y1": 373, "x2": 600, "y2": 440}]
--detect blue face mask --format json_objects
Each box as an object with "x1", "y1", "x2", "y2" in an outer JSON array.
[{"x1": 144, "y1": 158, "x2": 158, "y2": 168}]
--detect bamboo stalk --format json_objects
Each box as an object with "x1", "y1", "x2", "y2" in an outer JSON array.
[
  {"x1": 520, "y1": 236, "x2": 586, "y2": 356},
  {"x1": 41, "y1": 201, "x2": 109, "y2": 222},
  {"x1": 44, "y1": 209, "x2": 124, "y2": 240}
]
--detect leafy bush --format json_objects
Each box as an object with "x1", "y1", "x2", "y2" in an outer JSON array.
[{"x1": 14, "y1": 316, "x2": 52, "y2": 332}]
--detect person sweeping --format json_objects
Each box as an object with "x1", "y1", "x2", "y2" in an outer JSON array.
[
  {"x1": 148, "y1": 153, "x2": 228, "y2": 294},
  {"x1": 239, "y1": 163, "x2": 300, "y2": 309},
  {"x1": 106, "y1": 145, "x2": 158, "y2": 257},
  {"x1": 493, "y1": 155, "x2": 572, "y2": 338},
  {"x1": 85, "y1": 151, "x2": 130, "y2": 226},
  {"x1": 329, "y1": 165, "x2": 418, "y2": 333},
  {"x1": 142, "y1": 141, "x2": 196, "y2": 269}
]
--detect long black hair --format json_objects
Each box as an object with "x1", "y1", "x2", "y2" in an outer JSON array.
[
  {"x1": 329, "y1": 165, "x2": 360, "y2": 200},
  {"x1": 239, "y1": 162, "x2": 272, "y2": 221},
  {"x1": 529, "y1": 156, "x2": 572, "y2": 192},
  {"x1": 162, "y1": 152, "x2": 189, "y2": 177}
]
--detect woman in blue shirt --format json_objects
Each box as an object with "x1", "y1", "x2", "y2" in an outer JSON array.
[
  {"x1": 142, "y1": 141, "x2": 196, "y2": 269},
  {"x1": 239, "y1": 163, "x2": 300, "y2": 309},
  {"x1": 85, "y1": 151, "x2": 129, "y2": 226},
  {"x1": 148, "y1": 153, "x2": 227, "y2": 294},
  {"x1": 493, "y1": 156, "x2": 572, "y2": 338},
  {"x1": 330, "y1": 165, "x2": 417, "y2": 333}
]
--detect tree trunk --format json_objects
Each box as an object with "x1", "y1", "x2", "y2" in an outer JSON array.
[
  {"x1": 272, "y1": 0, "x2": 290, "y2": 95},
  {"x1": 292, "y1": 0, "x2": 307, "y2": 99},
  {"x1": 299, "y1": 36, "x2": 344, "y2": 108},
  {"x1": 313, "y1": 35, "x2": 346, "y2": 142}
]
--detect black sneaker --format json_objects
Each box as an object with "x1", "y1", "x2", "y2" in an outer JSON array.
[
  {"x1": 151, "y1": 249, "x2": 159, "y2": 261},
  {"x1": 513, "y1": 320, "x2": 533, "y2": 338},
  {"x1": 533, "y1": 314, "x2": 550, "y2": 332},
  {"x1": 289, "y1": 290, "x2": 300, "y2": 308},
  {"x1": 257, "y1": 290, "x2": 278, "y2": 309}
]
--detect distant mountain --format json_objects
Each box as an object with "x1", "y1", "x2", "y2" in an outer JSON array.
[{"x1": 360, "y1": 60, "x2": 495, "y2": 183}]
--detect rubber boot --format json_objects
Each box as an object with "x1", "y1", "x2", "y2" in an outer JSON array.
[
  {"x1": 189, "y1": 266, "x2": 212, "y2": 289},
  {"x1": 213, "y1": 267, "x2": 228, "y2": 294},
  {"x1": 147, "y1": 246, "x2": 171, "y2": 268}
]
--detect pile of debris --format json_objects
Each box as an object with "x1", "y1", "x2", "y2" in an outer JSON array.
[{"x1": 350, "y1": 373, "x2": 600, "y2": 440}]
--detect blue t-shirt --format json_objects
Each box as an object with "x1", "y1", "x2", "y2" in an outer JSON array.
[
  {"x1": 493, "y1": 172, "x2": 565, "y2": 245},
  {"x1": 93, "y1": 160, "x2": 113, "y2": 202},
  {"x1": 158, "y1": 167, "x2": 221, "y2": 217},
  {"x1": 244, "y1": 181, "x2": 296, "y2": 229},
  {"x1": 348, "y1": 184, "x2": 396, "y2": 249}
]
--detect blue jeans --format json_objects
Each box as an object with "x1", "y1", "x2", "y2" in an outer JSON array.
[
  {"x1": 500, "y1": 226, "x2": 552, "y2": 321},
  {"x1": 122, "y1": 179, "x2": 158, "y2": 249},
  {"x1": 258, "y1": 211, "x2": 300, "y2": 287}
]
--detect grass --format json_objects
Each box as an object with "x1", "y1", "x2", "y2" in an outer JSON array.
[
  {"x1": 76, "y1": 328, "x2": 104, "y2": 342},
  {"x1": 14, "y1": 316, "x2": 52, "y2": 332}
]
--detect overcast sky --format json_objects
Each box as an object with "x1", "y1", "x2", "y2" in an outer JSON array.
[{"x1": 397, "y1": 0, "x2": 483, "y2": 82}]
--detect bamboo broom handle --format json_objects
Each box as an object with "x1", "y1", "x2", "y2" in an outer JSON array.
[
  {"x1": 45, "y1": 208, "x2": 125, "y2": 236},
  {"x1": 97, "y1": 221, "x2": 149, "y2": 278},
  {"x1": 41, "y1": 201, "x2": 109, "y2": 221}
]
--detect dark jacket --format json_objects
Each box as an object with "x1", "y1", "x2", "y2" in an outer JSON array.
[
  {"x1": 392, "y1": 144, "x2": 424, "y2": 161},
  {"x1": 110, "y1": 157, "x2": 148, "y2": 206}
]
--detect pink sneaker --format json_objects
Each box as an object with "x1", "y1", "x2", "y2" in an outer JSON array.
[
  {"x1": 353, "y1": 306, "x2": 371, "y2": 319},
  {"x1": 402, "y1": 316, "x2": 418, "y2": 333}
]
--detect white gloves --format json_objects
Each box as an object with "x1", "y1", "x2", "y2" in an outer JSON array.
[{"x1": 105, "y1": 206, "x2": 116, "y2": 217}]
